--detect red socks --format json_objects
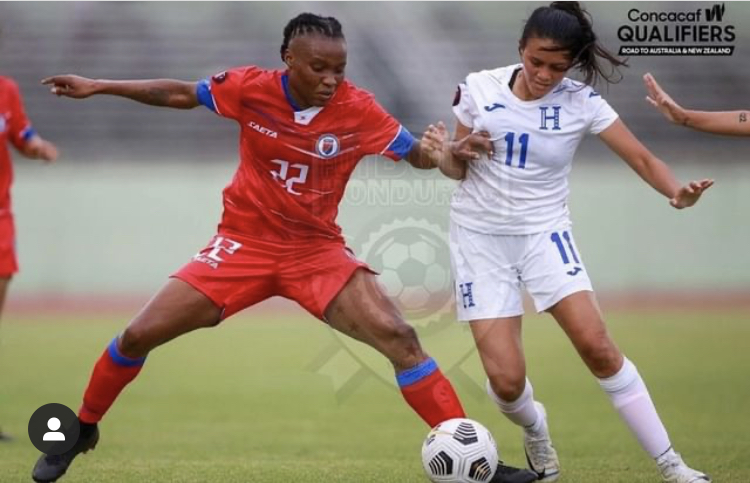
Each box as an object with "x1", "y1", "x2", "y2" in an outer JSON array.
[
  {"x1": 398, "y1": 358, "x2": 466, "y2": 428},
  {"x1": 78, "y1": 337, "x2": 145, "y2": 424},
  {"x1": 77, "y1": 341, "x2": 462, "y2": 429}
]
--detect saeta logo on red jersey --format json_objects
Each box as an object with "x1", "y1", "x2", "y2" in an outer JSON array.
[
  {"x1": 315, "y1": 134, "x2": 340, "y2": 159},
  {"x1": 249, "y1": 121, "x2": 278, "y2": 138}
]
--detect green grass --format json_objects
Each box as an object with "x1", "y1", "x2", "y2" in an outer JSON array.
[{"x1": 1, "y1": 309, "x2": 749, "y2": 482}]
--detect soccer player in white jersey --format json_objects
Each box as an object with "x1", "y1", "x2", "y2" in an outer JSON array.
[
  {"x1": 423, "y1": 2, "x2": 713, "y2": 483},
  {"x1": 645, "y1": 72, "x2": 750, "y2": 136}
]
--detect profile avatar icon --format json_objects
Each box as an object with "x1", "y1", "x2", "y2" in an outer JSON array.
[
  {"x1": 42, "y1": 417, "x2": 65, "y2": 441},
  {"x1": 29, "y1": 402, "x2": 79, "y2": 455}
]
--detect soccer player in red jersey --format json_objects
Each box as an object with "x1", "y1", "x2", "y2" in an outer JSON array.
[
  {"x1": 33, "y1": 14, "x2": 536, "y2": 483},
  {"x1": 0, "y1": 76, "x2": 58, "y2": 440}
]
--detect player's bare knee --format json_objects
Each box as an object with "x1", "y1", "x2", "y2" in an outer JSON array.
[
  {"x1": 580, "y1": 337, "x2": 621, "y2": 377},
  {"x1": 119, "y1": 326, "x2": 153, "y2": 358},
  {"x1": 488, "y1": 373, "x2": 525, "y2": 401}
]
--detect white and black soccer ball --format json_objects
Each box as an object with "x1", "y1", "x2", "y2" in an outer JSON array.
[{"x1": 421, "y1": 418, "x2": 498, "y2": 483}]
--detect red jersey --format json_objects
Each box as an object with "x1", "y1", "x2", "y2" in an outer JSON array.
[
  {"x1": 196, "y1": 66, "x2": 414, "y2": 243},
  {"x1": 0, "y1": 76, "x2": 35, "y2": 213}
]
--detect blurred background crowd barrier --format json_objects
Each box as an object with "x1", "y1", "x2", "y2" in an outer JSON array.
[{"x1": 1, "y1": 2, "x2": 747, "y2": 305}]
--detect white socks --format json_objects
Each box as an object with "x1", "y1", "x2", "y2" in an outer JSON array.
[
  {"x1": 487, "y1": 378, "x2": 544, "y2": 433},
  {"x1": 598, "y1": 357, "x2": 672, "y2": 458}
]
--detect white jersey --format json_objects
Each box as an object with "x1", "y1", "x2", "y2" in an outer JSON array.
[{"x1": 451, "y1": 64, "x2": 618, "y2": 235}]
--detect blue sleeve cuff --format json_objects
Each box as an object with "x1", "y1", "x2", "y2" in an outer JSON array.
[
  {"x1": 196, "y1": 79, "x2": 217, "y2": 113},
  {"x1": 384, "y1": 126, "x2": 416, "y2": 160},
  {"x1": 396, "y1": 357, "x2": 438, "y2": 387},
  {"x1": 21, "y1": 126, "x2": 37, "y2": 142},
  {"x1": 107, "y1": 337, "x2": 146, "y2": 367}
]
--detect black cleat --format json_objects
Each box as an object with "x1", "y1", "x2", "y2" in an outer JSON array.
[
  {"x1": 32, "y1": 424, "x2": 99, "y2": 483},
  {"x1": 491, "y1": 461, "x2": 540, "y2": 483}
]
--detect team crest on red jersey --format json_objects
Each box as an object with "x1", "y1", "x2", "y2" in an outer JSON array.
[{"x1": 315, "y1": 134, "x2": 340, "y2": 158}]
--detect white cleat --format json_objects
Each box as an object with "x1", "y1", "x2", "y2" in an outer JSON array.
[
  {"x1": 524, "y1": 402, "x2": 560, "y2": 482},
  {"x1": 657, "y1": 450, "x2": 711, "y2": 483}
]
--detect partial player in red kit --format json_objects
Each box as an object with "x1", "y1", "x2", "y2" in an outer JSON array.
[
  {"x1": 33, "y1": 14, "x2": 536, "y2": 483},
  {"x1": 0, "y1": 76, "x2": 57, "y2": 440}
]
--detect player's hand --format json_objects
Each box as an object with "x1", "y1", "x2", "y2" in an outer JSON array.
[
  {"x1": 670, "y1": 179, "x2": 714, "y2": 209},
  {"x1": 421, "y1": 122, "x2": 448, "y2": 155},
  {"x1": 41, "y1": 75, "x2": 99, "y2": 99},
  {"x1": 451, "y1": 130, "x2": 493, "y2": 162},
  {"x1": 26, "y1": 137, "x2": 59, "y2": 163},
  {"x1": 644, "y1": 73, "x2": 688, "y2": 126}
]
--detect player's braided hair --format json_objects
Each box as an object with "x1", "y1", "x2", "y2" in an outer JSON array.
[
  {"x1": 280, "y1": 13, "x2": 344, "y2": 61},
  {"x1": 521, "y1": 2, "x2": 627, "y2": 86}
]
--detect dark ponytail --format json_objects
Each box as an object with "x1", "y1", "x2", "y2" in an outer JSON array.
[
  {"x1": 520, "y1": 2, "x2": 627, "y2": 86},
  {"x1": 280, "y1": 13, "x2": 344, "y2": 61}
]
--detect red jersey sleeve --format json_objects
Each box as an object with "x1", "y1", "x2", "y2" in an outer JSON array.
[
  {"x1": 359, "y1": 99, "x2": 415, "y2": 161},
  {"x1": 196, "y1": 66, "x2": 263, "y2": 121},
  {"x1": 6, "y1": 80, "x2": 34, "y2": 150}
]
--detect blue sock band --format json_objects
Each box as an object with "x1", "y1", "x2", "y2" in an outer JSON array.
[
  {"x1": 107, "y1": 337, "x2": 146, "y2": 367},
  {"x1": 396, "y1": 357, "x2": 439, "y2": 388}
]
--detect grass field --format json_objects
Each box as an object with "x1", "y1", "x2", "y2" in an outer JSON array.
[{"x1": 1, "y1": 308, "x2": 749, "y2": 482}]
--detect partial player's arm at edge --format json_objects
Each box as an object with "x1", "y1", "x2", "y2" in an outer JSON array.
[
  {"x1": 644, "y1": 73, "x2": 750, "y2": 136},
  {"x1": 680, "y1": 110, "x2": 750, "y2": 136},
  {"x1": 42, "y1": 75, "x2": 199, "y2": 109},
  {"x1": 599, "y1": 119, "x2": 713, "y2": 209}
]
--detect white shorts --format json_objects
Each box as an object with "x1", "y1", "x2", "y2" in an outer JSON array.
[{"x1": 450, "y1": 222, "x2": 593, "y2": 321}]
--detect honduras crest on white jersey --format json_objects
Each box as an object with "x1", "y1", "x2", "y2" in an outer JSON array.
[{"x1": 451, "y1": 64, "x2": 618, "y2": 235}]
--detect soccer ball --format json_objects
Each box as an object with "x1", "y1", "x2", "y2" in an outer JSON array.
[{"x1": 421, "y1": 418, "x2": 498, "y2": 483}]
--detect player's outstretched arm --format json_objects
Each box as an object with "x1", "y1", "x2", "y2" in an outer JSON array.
[
  {"x1": 599, "y1": 119, "x2": 714, "y2": 209},
  {"x1": 645, "y1": 73, "x2": 750, "y2": 136},
  {"x1": 41, "y1": 75, "x2": 199, "y2": 109},
  {"x1": 19, "y1": 135, "x2": 58, "y2": 163},
  {"x1": 414, "y1": 121, "x2": 492, "y2": 179}
]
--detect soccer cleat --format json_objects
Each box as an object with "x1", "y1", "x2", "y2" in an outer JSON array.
[
  {"x1": 32, "y1": 423, "x2": 99, "y2": 483},
  {"x1": 524, "y1": 402, "x2": 560, "y2": 482},
  {"x1": 490, "y1": 461, "x2": 539, "y2": 483},
  {"x1": 657, "y1": 450, "x2": 711, "y2": 483}
]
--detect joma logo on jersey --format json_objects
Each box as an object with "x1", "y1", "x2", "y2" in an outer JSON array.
[
  {"x1": 316, "y1": 134, "x2": 340, "y2": 158},
  {"x1": 539, "y1": 106, "x2": 562, "y2": 131},
  {"x1": 249, "y1": 121, "x2": 278, "y2": 138},
  {"x1": 484, "y1": 103, "x2": 506, "y2": 112}
]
